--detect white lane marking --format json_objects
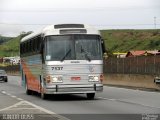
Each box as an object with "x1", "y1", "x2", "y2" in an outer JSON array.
[
  {"x1": 0, "y1": 100, "x2": 69, "y2": 120},
  {"x1": 0, "y1": 91, "x2": 70, "y2": 120},
  {"x1": 1, "y1": 91, "x2": 23, "y2": 101},
  {"x1": 97, "y1": 97, "x2": 116, "y2": 101},
  {"x1": 1, "y1": 91, "x2": 6, "y2": 94},
  {"x1": 6, "y1": 108, "x2": 38, "y2": 110},
  {"x1": 1, "y1": 90, "x2": 12, "y2": 96},
  {"x1": 11, "y1": 95, "x2": 16, "y2": 98},
  {"x1": 0, "y1": 101, "x2": 24, "y2": 111},
  {"x1": 24, "y1": 101, "x2": 56, "y2": 114},
  {"x1": 23, "y1": 101, "x2": 70, "y2": 120},
  {"x1": 97, "y1": 97, "x2": 160, "y2": 109},
  {"x1": 17, "y1": 98, "x2": 24, "y2": 101},
  {"x1": 0, "y1": 91, "x2": 57, "y2": 114}
]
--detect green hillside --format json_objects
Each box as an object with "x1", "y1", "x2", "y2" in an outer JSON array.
[
  {"x1": 0, "y1": 35, "x2": 14, "y2": 45},
  {"x1": 0, "y1": 36, "x2": 21, "y2": 57},
  {"x1": 0, "y1": 32, "x2": 32, "y2": 57},
  {"x1": 101, "y1": 29, "x2": 160, "y2": 52},
  {"x1": 0, "y1": 30, "x2": 160, "y2": 57}
]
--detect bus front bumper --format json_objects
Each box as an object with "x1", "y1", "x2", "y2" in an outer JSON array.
[{"x1": 44, "y1": 84, "x2": 103, "y2": 94}]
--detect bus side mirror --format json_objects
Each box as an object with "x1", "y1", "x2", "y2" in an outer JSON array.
[
  {"x1": 101, "y1": 39, "x2": 106, "y2": 54},
  {"x1": 101, "y1": 39, "x2": 108, "y2": 60}
]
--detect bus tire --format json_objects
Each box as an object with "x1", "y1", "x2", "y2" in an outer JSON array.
[
  {"x1": 5, "y1": 78, "x2": 8, "y2": 82},
  {"x1": 25, "y1": 82, "x2": 32, "y2": 95},
  {"x1": 86, "y1": 93, "x2": 95, "y2": 100},
  {"x1": 41, "y1": 92, "x2": 48, "y2": 100}
]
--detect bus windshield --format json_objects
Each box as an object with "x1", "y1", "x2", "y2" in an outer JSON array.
[{"x1": 45, "y1": 35, "x2": 102, "y2": 61}]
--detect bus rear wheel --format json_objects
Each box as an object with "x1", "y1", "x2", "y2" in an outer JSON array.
[
  {"x1": 86, "y1": 93, "x2": 95, "y2": 100},
  {"x1": 25, "y1": 83, "x2": 32, "y2": 95}
]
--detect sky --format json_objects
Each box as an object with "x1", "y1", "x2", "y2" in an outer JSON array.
[{"x1": 0, "y1": 0, "x2": 160, "y2": 36}]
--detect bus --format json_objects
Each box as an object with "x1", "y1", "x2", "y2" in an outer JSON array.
[{"x1": 20, "y1": 24, "x2": 105, "y2": 100}]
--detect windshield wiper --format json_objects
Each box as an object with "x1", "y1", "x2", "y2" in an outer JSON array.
[
  {"x1": 81, "y1": 46, "x2": 91, "y2": 62},
  {"x1": 61, "y1": 49, "x2": 71, "y2": 62}
]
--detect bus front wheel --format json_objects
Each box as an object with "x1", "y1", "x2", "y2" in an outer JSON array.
[
  {"x1": 41, "y1": 92, "x2": 48, "y2": 100},
  {"x1": 86, "y1": 93, "x2": 95, "y2": 100}
]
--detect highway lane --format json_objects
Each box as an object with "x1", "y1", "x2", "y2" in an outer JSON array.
[{"x1": 0, "y1": 76, "x2": 160, "y2": 120}]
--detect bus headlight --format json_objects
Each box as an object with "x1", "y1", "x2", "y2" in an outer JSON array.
[
  {"x1": 45, "y1": 75, "x2": 52, "y2": 83},
  {"x1": 51, "y1": 76, "x2": 63, "y2": 83},
  {"x1": 88, "y1": 75, "x2": 99, "y2": 82}
]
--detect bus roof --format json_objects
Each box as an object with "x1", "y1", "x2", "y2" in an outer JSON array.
[{"x1": 21, "y1": 24, "x2": 100, "y2": 43}]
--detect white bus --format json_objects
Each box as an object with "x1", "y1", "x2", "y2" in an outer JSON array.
[{"x1": 20, "y1": 24, "x2": 105, "y2": 99}]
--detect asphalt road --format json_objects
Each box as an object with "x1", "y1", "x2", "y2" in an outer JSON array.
[{"x1": 0, "y1": 76, "x2": 160, "y2": 120}]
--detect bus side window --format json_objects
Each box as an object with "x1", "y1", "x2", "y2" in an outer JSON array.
[
  {"x1": 27, "y1": 41, "x2": 29, "y2": 54},
  {"x1": 37, "y1": 36, "x2": 41, "y2": 52},
  {"x1": 20, "y1": 43, "x2": 22, "y2": 55},
  {"x1": 33, "y1": 39, "x2": 36, "y2": 52},
  {"x1": 29, "y1": 40, "x2": 32, "y2": 54},
  {"x1": 35, "y1": 37, "x2": 39, "y2": 52},
  {"x1": 30, "y1": 39, "x2": 33, "y2": 53},
  {"x1": 24, "y1": 42, "x2": 27, "y2": 54},
  {"x1": 27, "y1": 41, "x2": 29, "y2": 53},
  {"x1": 22, "y1": 43, "x2": 25, "y2": 55}
]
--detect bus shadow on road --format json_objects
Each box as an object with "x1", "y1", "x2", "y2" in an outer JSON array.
[
  {"x1": 0, "y1": 81, "x2": 7, "y2": 83},
  {"x1": 45, "y1": 94, "x2": 99, "y2": 101},
  {"x1": 30, "y1": 92, "x2": 99, "y2": 101}
]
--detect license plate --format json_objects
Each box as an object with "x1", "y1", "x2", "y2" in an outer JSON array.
[{"x1": 71, "y1": 77, "x2": 81, "y2": 81}]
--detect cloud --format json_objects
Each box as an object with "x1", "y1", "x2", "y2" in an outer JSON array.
[
  {"x1": 0, "y1": 24, "x2": 24, "y2": 37},
  {"x1": 0, "y1": 0, "x2": 159, "y2": 37}
]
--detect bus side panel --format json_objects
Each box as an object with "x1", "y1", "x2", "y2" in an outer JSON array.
[{"x1": 21, "y1": 54, "x2": 42, "y2": 93}]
